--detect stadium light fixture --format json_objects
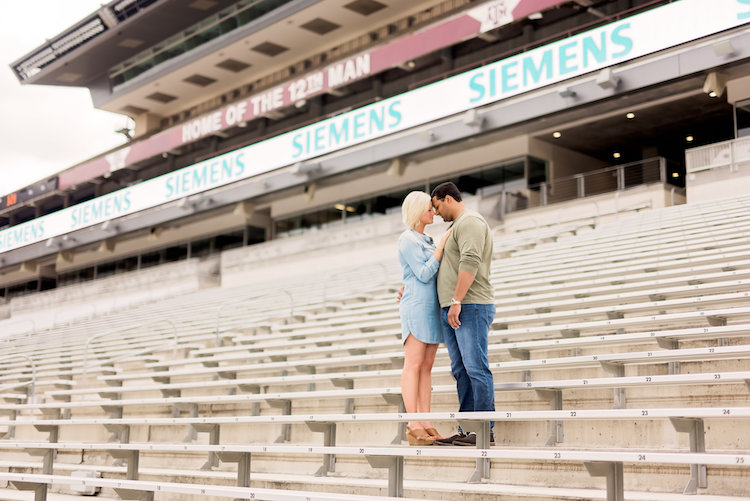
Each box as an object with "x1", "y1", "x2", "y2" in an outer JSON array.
[
  {"x1": 626, "y1": 112, "x2": 635, "y2": 119},
  {"x1": 463, "y1": 109, "x2": 485, "y2": 128},
  {"x1": 101, "y1": 221, "x2": 120, "y2": 233},
  {"x1": 595, "y1": 68, "x2": 620, "y2": 90},
  {"x1": 552, "y1": 131, "x2": 562, "y2": 139},
  {"x1": 387, "y1": 158, "x2": 407, "y2": 177},
  {"x1": 703, "y1": 72, "x2": 727, "y2": 98},
  {"x1": 419, "y1": 130, "x2": 437, "y2": 142},
  {"x1": 712, "y1": 40, "x2": 735, "y2": 58},
  {"x1": 305, "y1": 183, "x2": 316, "y2": 203},
  {"x1": 686, "y1": 135, "x2": 694, "y2": 142},
  {"x1": 613, "y1": 152, "x2": 621, "y2": 159},
  {"x1": 398, "y1": 60, "x2": 416, "y2": 71},
  {"x1": 292, "y1": 161, "x2": 322, "y2": 177}
]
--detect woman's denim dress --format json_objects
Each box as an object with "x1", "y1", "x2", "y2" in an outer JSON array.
[{"x1": 397, "y1": 229, "x2": 443, "y2": 345}]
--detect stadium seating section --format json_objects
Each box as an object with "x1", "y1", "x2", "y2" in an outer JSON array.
[{"x1": 1, "y1": 195, "x2": 749, "y2": 501}]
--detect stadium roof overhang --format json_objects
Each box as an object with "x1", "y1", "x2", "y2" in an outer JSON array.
[
  {"x1": 12, "y1": 0, "x2": 574, "y2": 120},
  {"x1": 10, "y1": 0, "x2": 242, "y2": 87},
  {"x1": 3, "y1": 1, "x2": 750, "y2": 281},
  {"x1": 2, "y1": 29, "x2": 749, "y2": 278}
]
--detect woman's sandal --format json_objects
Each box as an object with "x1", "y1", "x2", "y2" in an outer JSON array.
[
  {"x1": 424, "y1": 427, "x2": 444, "y2": 439},
  {"x1": 406, "y1": 425, "x2": 435, "y2": 445}
]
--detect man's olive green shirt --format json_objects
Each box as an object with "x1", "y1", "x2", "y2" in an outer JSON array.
[{"x1": 437, "y1": 208, "x2": 494, "y2": 307}]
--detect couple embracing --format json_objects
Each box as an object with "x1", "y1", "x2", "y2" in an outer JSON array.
[{"x1": 397, "y1": 182, "x2": 496, "y2": 446}]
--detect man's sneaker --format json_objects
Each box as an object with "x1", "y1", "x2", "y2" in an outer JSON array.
[
  {"x1": 452, "y1": 432, "x2": 495, "y2": 446},
  {"x1": 433, "y1": 431, "x2": 466, "y2": 446}
]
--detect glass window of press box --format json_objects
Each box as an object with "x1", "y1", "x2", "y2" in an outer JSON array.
[{"x1": 274, "y1": 156, "x2": 547, "y2": 236}]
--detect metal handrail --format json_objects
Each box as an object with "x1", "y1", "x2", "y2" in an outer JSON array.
[
  {"x1": 527, "y1": 157, "x2": 666, "y2": 192},
  {"x1": 0, "y1": 355, "x2": 36, "y2": 402}
]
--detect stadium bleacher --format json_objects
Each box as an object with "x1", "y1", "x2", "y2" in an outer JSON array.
[{"x1": 1, "y1": 194, "x2": 749, "y2": 500}]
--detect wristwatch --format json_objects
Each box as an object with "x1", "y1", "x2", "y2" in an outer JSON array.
[{"x1": 450, "y1": 298, "x2": 461, "y2": 306}]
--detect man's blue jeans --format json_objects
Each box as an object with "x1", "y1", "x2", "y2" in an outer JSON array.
[{"x1": 441, "y1": 304, "x2": 496, "y2": 429}]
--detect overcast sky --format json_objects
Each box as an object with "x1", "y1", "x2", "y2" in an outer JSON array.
[{"x1": 0, "y1": 1, "x2": 129, "y2": 198}]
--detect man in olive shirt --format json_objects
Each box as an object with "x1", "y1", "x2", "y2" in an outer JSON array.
[{"x1": 430, "y1": 182, "x2": 495, "y2": 446}]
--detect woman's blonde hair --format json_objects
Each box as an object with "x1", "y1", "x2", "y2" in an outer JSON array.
[{"x1": 401, "y1": 191, "x2": 431, "y2": 229}]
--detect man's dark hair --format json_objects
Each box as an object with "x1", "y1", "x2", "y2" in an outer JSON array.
[{"x1": 431, "y1": 182, "x2": 462, "y2": 202}]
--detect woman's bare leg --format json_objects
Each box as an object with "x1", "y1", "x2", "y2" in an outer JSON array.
[
  {"x1": 418, "y1": 342, "x2": 439, "y2": 429},
  {"x1": 401, "y1": 334, "x2": 426, "y2": 428}
]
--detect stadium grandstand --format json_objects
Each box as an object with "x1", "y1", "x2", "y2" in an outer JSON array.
[{"x1": 1, "y1": 0, "x2": 750, "y2": 499}]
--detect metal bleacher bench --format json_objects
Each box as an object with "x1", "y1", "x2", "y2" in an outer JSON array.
[
  {"x1": 41, "y1": 321, "x2": 749, "y2": 404},
  {"x1": 0, "y1": 472, "x2": 433, "y2": 501},
  {"x1": 4, "y1": 371, "x2": 749, "y2": 442},
  {"x1": 142, "y1": 290, "x2": 750, "y2": 372},
  {"x1": 90, "y1": 333, "x2": 750, "y2": 392},
  {"x1": 4, "y1": 407, "x2": 749, "y2": 487},
  {"x1": 3, "y1": 406, "x2": 750, "y2": 501}
]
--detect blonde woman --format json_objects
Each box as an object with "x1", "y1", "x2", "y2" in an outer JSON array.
[{"x1": 397, "y1": 191, "x2": 451, "y2": 445}]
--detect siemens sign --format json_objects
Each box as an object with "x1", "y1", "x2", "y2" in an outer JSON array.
[
  {"x1": 1, "y1": 0, "x2": 749, "y2": 254},
  {"x1": 469, "y1": 24, "x2": 632, "y2": 102}
]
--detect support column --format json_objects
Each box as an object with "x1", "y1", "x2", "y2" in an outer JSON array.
[
  {"x1": 601, "y1": 362, "x2": 626, "y2": 409},
  {"x1": 536, "y1": 389, "x2": 563, "y2": 445},
  {"x1": 239, "y1": 384, "x2": 261, "y2": 416},
  {"x1": 104, "y1": 424, "x2": 131, "y2": 444},
  {"x1": 0, "y1": 409, "x2": 17, "y2": 439},
  {"x1": 457, "y1": 419, "x2": 491, "y2": 483},
  {"x1": 331, "y1": 378, "x2": 354, "y2": 414},
  {"x1": 670, "y1": 418, "x2": 707, "y2": 494},
  {"x1": 107, "y1": 449, "x2": 140, "y2": 480},
  {"x1": 217, "y1": 451, "x2": 252, "y2": 489},
  {"x1": 266, "y1": 399, "x2": 292, "y2": 442},
  {"x1": 306, "y1": 421, "x2": 336, "y2": 476},
  {"x1": 381, "y1": 393, "x2": 406, "y2": 444},
  {"x1": 585, "y1": 461, "x2": 624, "y2": 501},
  {"x1": 34, "y1": 425, "x2": 59, "y2": 474},
  {"x1": 192, "y1": 423, "x2": 221, "y2": 470},
  {"x1": 366, "y1": 455, "x2": 404, "y2": 497},
  {"x1": 9, "y1": 481, "x2": 48, "y2": 501}
]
